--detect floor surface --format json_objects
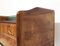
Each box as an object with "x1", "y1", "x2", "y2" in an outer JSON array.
[{"x1": 55, "y1": 23, "x2": 60, "y2": 46}]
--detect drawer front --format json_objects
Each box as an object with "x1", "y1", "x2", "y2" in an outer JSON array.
[
  {"x1": 0, "y1": 23, "x2": 16, "y2": 37},
  {"x1": 0, "y1": 23, "x2": 17, "y2": 46}
]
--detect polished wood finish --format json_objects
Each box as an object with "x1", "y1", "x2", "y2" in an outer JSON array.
[{"x1": 17, "y1": 7, "x2": 54, "y2": 46}]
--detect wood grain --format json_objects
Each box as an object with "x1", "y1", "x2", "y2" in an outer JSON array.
[
  {"x1": 0, "y1": 23, "x2": 17, "y2": 46},
  {"x1": 17, "y1": 7, "x2": 54, "y2": 46}
]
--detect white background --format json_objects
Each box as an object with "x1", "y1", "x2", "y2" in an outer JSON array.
[
  {"x1": 0, "y1": 0, "x2": 59, "y2": 23},
  {"x1": 0, "y1": 0, "x2": 60, "y2": 46}
]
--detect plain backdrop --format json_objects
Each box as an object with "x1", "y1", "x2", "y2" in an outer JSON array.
[
  {"x1": 0, "y1": 0, "x2": 59, "y2": 23},
  {"x1": 0, "y1": 0, "x2": 60, "y2": 46}
]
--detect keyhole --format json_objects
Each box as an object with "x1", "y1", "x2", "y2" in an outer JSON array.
[{"x1": 0, "y1": 42, "x2": 4, "y2": 46}]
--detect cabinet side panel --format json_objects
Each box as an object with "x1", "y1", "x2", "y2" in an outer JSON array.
[{"x1": 17, "y1": 11, "x2": 54, "y2": 46}]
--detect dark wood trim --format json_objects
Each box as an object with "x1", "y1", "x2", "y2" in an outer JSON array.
[{"x1": 0, "y1": 16, "x2": 8, "y2": 21}]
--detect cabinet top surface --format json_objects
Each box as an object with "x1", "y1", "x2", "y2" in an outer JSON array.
[{"x1": 0, "y1": 21, "x2": 16, "y2": 24}]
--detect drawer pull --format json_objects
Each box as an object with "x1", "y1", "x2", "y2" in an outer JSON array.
[
  {"x1": 8, "y1": 30, "x2": 12, "y2": 35},
  {"x1": 7, "y1": 25, "x2": 12, "y2": 35}
]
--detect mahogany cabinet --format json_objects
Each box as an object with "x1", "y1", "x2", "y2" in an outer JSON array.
[
  {"x1": 17, "y1": 7, "x2": 54, "y2": 46},
  {"x1": 0, "y1": 7, "x2": 54, "y2": 46}
]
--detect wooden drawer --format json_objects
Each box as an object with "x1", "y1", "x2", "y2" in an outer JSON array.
[
  {"x1": 0, "y1": 23, "x2": 17, "y2": 46},
  {"x1": 0, "y1": 23, "x2": 16, "y2": 37}
]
